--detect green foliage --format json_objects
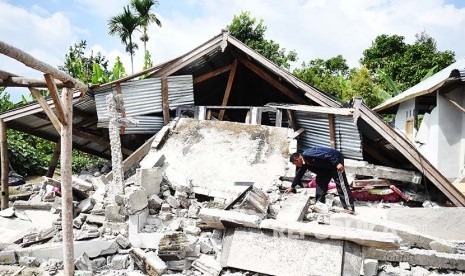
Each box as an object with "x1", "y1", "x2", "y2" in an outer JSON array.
[
  {"x1": 227, "y1": 11, "x2": 297, "y2": 69},
  {"x1": 293, "y1": 55, "x2": 349, "y2": 99},
  {"x1": 71, "y1": 150, "x2": 104, "y2": 173},
  {"x1": 344, "y1": 67, "x2": 384, "y2": 108},
  {"x1": 90, "y1": 57, "x2": 127, "y2": 85},
  {"x1": 59, "y1": 40, "x2": 110, "y2": 85},
  {"x1": 108, "y1": 5, "x2": 141, "y2": 73},
  {"x1": 360, "y1": 32, "x2": 455, "y2": 92}
]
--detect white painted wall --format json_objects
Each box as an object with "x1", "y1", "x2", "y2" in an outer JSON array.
[
  {"x1": 436, "y1": 87, "x2": 464, "y2": 179},
  {"x1": 395, "y1": 98, "x2": 416, "y2": 135},
  {"x1": 417, "y1": 107, "x2": 439, "y2": 169}
]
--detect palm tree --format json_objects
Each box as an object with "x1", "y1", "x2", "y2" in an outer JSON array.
[
  {"x1": 131, "y1": 0, "x2": 162, "y2": 55},
  {"x1": 108, "y1": 6, "x2": 140, "y2": 74}
]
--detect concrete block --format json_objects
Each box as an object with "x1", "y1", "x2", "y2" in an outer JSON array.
[
  {"x1": 147, "y1": 195, "x2": 164, "y2": 210},
  {"x1": 166, "y1": 196, "x2": 180, "y2": 209},
  {"x1": 136, "y1": 167, "x2": 163, "y2": 196},
  {"x1": 199, "y1": 208, "x2": 261, "y2": 229},
  {"x1": 129, "y1": 232, "x2": 165, "y2": 249},
  {"x1": 105, "y1": 204, "x2": 126, "y2": 223},
  {"x1": 192, "y1": 254, "x2": 222, "y2": 276},
  {"x1": 110, "y1": 254, "x2": 129, "y2": 269},
  {"x1": 276, "y1": 190, "x2": 312, "y2": 221},
  {"x1": 164, "y1": 167, "x2": 192, "y2": 193},
  {"x1": 77, "y1": 197, "x2": 96, "y2": 213},
  {"x1": 116, "y1": 234, "x2": 131, "y2": 249},
  {"x1": 126, "y1": 189, "x2": 149, "y2": 215},
  {"x1": 75, "y1": 224, "x2": 100, "y2": 241},
  {"x1": 184, "y1": 225, "x2": 201, "y2": 236},
  {"x1": 75, "y1": 252, "x2": 93, "y2": 271},
  {"x1": 140, "y1": 152, "x2": 165, "y2": 169},
  {"x1": 158, "y1": 232, "x2": 189, "y2": 261},
  {"x1": 130, "y1": 248, "x2": 167, "y2": 275},
  {"x1": 430, "y1": 240, "x2": 458, "y2": 254},
  {"x1": 129, "y1": 208, "x2": 149, "y2": 234},
  {"x1": 363, "y1": 259, "x2": 378, "y2": 276},
  {"x1": 0, "y1": 250, "x2": 16, "y2": 264},
  {"x1": 16, "y1": 239, "x2": 117, "y2": 261},
  {"x1": 91, "y1": 257, "x2": 107, "y2": 271},
  {"x1": 166, "y1": 259, "x2": 190, "y2": 271}
]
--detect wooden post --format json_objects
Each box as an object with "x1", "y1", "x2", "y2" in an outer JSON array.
[
  {"x1": 60, "y1": 88, "x2": 74, "y2": 275},
  {"x1": 0, "y1": 119, "x2": 8, "y2": 210},
  {"x1": 328, "y1": 114, "x2": 336, "y2": 149},
  {"x1": 161, "y1": 78, "x2": 170, "y2": 125},
  {"x1": 46, "y1": 141, "x2": 60, "y2": 178}
]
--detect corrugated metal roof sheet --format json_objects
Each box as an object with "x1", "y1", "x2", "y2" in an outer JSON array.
[
  {"x1": 97, "y1": 115, "x2": 164, "y2": 134},
  {"x1": 294, "y1": 111, "x2": 363, "y2": 160},
  {"x1": 94, "y1": 75, "x2": 194, "y2": 132}
]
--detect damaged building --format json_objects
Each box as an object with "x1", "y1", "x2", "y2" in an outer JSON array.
[{"x1": 1, "y1": 31, "x2": 465, "y2": 275}]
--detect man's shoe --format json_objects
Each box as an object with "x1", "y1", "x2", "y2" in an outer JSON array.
[{"x1": 340, "y1": 209, "x2": 355, "y2": 215}]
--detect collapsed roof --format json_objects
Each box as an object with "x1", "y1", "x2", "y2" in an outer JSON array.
[{"x1": 1, "y1": 31, "x2": 464, "y2": 206}]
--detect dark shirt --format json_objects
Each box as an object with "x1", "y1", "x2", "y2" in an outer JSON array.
[{"x1": 291, "y1": 147, "x2": 343, "y2": 188}]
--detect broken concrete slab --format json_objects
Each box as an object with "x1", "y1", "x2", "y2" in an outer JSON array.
[
  {"x1": 12, "y1": 201, "x2": 53, "y2": 211},
  {"x1": 22, "y1": 226, "x2": 57, "y2": 246},
  {"x1": 158, "y1": 232, "x2": 189, "y2": 261},
  {"x1": 140, "y1": 152, "x2": 165, "y2": 170},
  {"x1": 110, "y1": 254, "x2": 129, "y2": 269},
  {"x1": 0, "y1": 216, "x2": 33, "y2": 244},
  {"x1": 105, "y1": 204, "x2": 126, "y2": 223},
  {"x1": 16, "y1": 239, "x2": 117, "y2": 261},
  {"x1": 129, "y1": 208, "x2": 149, "y2": 234},
  {"x1": 260, "y1": 219, "x2": 400, "y2": 250},
  {"x1": 23, "y1": 210, "x2": 59, "y2": 230},
  {"x1": 363, "y1": 259, "x2": 379, "y2": 276},
  {"x1": 233, "y1": 186, "x2": 269, "y2": 218},
  {"x1": 130, "y1": 248, "x2": 167, "y2": 276},
  {"x1": 43, "y1": 177, "x2": 89, "y2": 200},
  {"x1": 0, "y1": 207, "x2": 15, "y2": 218},
  {"x1": 72, "y1": 177, "x2": 94, "y2": 192},
  {"x1": 126, "y1": 189, "x2": 149, "y2": 215},
  {"x1": 330, "y1": 213, "x2": 436, "y2": 249},
  {"x1": 0, "y1": 250, "x2": 17, "y2": 264},
  {"x1": 116, "y1": 234, "x2": 131, "y2": 249},
  {"x1": 276, "y1": 189, "x2": 312, "y2": 222},
  {"x1": 344, "y1": 159, "x2": 421, "y2": 184},
  {"x1": 221, "y1": 228, "x2": 362, "y2": 276},
  {"x1": 199, "y1": 208, "x2": 261, "y2": 229},
  {"x1": 75, "y1": 252, "x2": 93, "y2": 271},
  {"x1": 77, "y1": 197, "x2": 96, "y2": 213},
  {"x1": 364, "y1": 247, "x2": 465, "y2": 270}
]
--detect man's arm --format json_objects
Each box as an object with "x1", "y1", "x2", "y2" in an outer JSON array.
[{"x1": 285, "y1": 166, "x2": 307, "y2": 194}]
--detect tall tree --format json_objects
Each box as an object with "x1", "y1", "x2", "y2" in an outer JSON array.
[
  {"x1": 227, "y1": 11, "x2": 297, "y2": 69},
  {"x1": 108, "y1": 6, "x2": 140, "y2": 74},
  {"x1": 360, "y1": 32, "x2": 455, "y2": 92},
  {"x1": 131, "y1": 0, "x2": 162, "y2": 55}
]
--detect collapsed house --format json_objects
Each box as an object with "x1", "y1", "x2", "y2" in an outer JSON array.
[
  {"x1": 374, "y1": 57, "x2": 465, "y2": 189},
  {"x1": 1, "y1": 31, "x2": 465, "y2": 275}
]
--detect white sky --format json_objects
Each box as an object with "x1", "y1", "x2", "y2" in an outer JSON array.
[{"x1": 1, "y1": 0, "x2": 465, "y2": 102}]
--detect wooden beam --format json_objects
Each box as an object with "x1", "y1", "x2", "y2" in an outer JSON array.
[
  {"x1": 46, "y1": 141, "x2": 60, "y2": 178},
  {"x1": 44, "y1": 74, "x2": 67, "y2": 126},
  {"x1": 161, "y1": 77, "x2": 170, "y2": 125},
  {"x1": 194, "y1": 64, "x2": 232, "y2": 84},
  {"x1": 72, "y1": 129, "x2": 133, "y2": 156},
  {"x1": 239, "y1": 58, "x2": 308, "y2": 104},
  {"x1": 60, "y1": 88, "x2": 74, "y2": 275},
  {"x1": 28, "y1": 88, "x2": 61, "y2": 133},
  {"x1": 219, "y1": 60, "x2": 238, "y2": 120},
  {"x1": 0, "y1": 119, "x2": 8, "y2": 210},
  {"x1": 291, "y1": 128, "x2": 305, "y2": 139},
  {"x1": 0, "y1": 77, "x2": 69, "y2": 88},
  {"x1": 287, "y1": 110, "x2": 297, "y2": 130},
  {"x1": 328, "y1": 114, "x2": 336, "y2": 149},
  {"x1": 0, "y1": 40, "x2": 88, "y2": 95},
  {"x1": 266, "y1": 103, "x2": 354, "y2": 116}
]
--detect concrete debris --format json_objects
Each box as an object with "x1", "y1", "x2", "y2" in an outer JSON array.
[
  {"x1": 192, "y1": 254, "x2": 222, "y2": 276},
  {"x1": 3, "y1": 119, "x2": 465, "y2": 275}
]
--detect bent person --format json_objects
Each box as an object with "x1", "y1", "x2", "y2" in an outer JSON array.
[{"x1": 285, "y1": 146, "x2": 355, "y2": 214}]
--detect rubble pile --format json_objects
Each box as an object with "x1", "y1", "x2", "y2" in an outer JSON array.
[{"x1": 0, "y1": 118, "x2": 464, "y2": 275}]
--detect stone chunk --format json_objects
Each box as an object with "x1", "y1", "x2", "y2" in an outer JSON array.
[
  {"x1": 0, "y1": 250, "x2": 17, "y2": 264},
  {"x1": 129, "y1": 232, "x2": 165, "y2": 249},
  {"x1": 166, "y1": 259, "x2": 190, "y2": 271},
  {"x1": 136, "y1": 167, "x2": 163, "y2": 196},
  {"x1": 126, "y1": 189, "x2": 149, "y2": 215},
  {"x1": 110, "y1": 254, "x2": 129, "y2": 269},
  {"x1": 105, "y1": 204, "x2": 126, "y2": 223},
  {"x1": 148, "y1": 195, "x2": 164, "y2": 210},
  {"x1": 192, "y1": 254, "x2": 222, "y2": 276},
  {"x1": 75, "y1": 252, "x2": 93, "y2": 271},
  {"x1": 116, "y1": 234, "x2": 131, "y2": 249},
  {"x1": 77, "y1": 197, "x2": 96, "y2": 213},
  {"x1": 130, "y1": 248, "x2": 167, "y2": 275},
  {"x1": 158, "y1": 232, "x2": 189, "y2": 261},
  {"x1": 363, "y1": 259, "x2": 378, "y2": 276}
]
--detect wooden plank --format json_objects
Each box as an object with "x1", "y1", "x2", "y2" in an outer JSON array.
[
  {"x1": 276, "y1": 190, "x2": 312, "y2": 222},
  {"x1": 240, "y1": 58, "x2": 308, "y2": 104},
  {"x1": 72, "y1": 129, "x2": 133, "y2": 156},
  {"x1": 219, "y1": 59, "x2": 238, "y2": 120},
  {"x1": 291, "y1": 128, "x2": 305, "y2": 139},
  {"x1": 441, "y1": 93, "x2": 465, "y2": 113},
  {"x1": 328, "y1": 114, "x2": 336, "y2": 149},
  {"x1": 28, "y1": 88, "x2": 61, "y2": 133},
  {"x1": 266, "y1": 103, "x2": 354, "y2": 116},
  {"x1": 161, "y1": 78, "x2": 170, "y2": 125},
  {"x1": 44, "y1": 74, "x2": 66, "y2": 126},
  {"x1": 287, "y1": 110, "x2": 297, "y2": 130},
  {"x1": 0, "y1": 119, "x2": 8, "y2": 210},
  {"x1": 405, "y1": 120, "x2": 414, "y2": 141},
  {"x1": 193, "y1": 64, "x2": 232, "y2": 84},
  {"x1": 353, "y1": 99, "x2": 465, "y2": 206}
]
